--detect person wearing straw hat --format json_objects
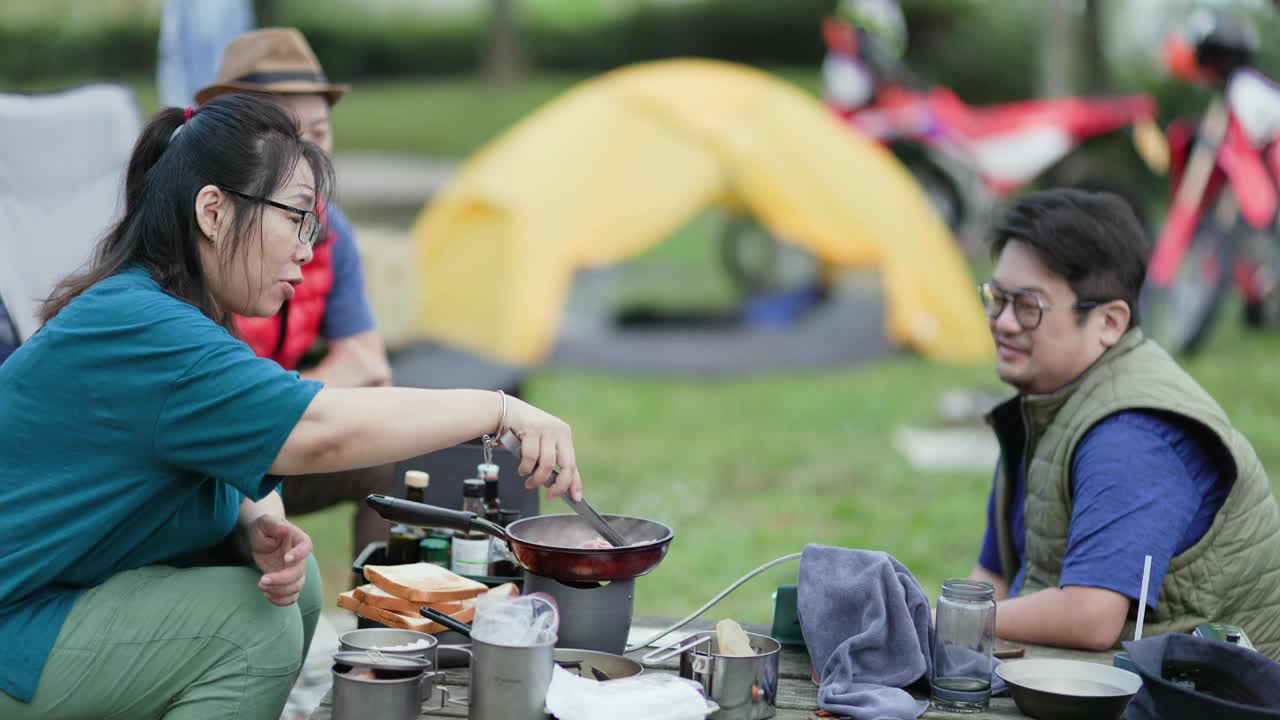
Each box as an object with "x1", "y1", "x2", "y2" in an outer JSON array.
[
  {"x1": 968, "y1": 189, "x2": 1280, "y2": 659},
  {"x1": 197, "y1": 28, "x2": 397, "y2": 558}
]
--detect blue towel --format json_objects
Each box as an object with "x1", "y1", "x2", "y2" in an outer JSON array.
[{"x1": 798, "y1": 545, "x2": 1004, "y2": 720}]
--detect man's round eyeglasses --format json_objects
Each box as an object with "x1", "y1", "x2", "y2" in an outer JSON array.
[
  {"x1": 978, "y1": 281, "x2": 1103, "y2": 330},
  {"x1": 221, "y1": 188, "x2": 320, "y2": 248}
]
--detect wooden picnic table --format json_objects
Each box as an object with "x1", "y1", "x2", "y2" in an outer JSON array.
[{"x1": 310, "y1": 616, "x2": 1119, "y2": 719}]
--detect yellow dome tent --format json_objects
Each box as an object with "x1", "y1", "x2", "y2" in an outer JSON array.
[{"x1": 411, "y1": 58, "x2": 991, "y2": 365}]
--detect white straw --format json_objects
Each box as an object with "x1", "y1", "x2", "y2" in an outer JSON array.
[{"x1": 1134, "y1": 554, "x2": 1153, "y2": 641}]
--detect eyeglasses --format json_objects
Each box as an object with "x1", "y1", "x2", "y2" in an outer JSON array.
[
  {"x1": 221, "y1": 188, "x2": 320, "y2": 248},
  {"x1": 978, "y1": 281, "x2": 1104, "y2": 330}
]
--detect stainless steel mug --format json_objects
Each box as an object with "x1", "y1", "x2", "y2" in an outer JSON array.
[
  {"x1": 677, "y1": 631, "x2": 781, "y2": 720},
  {"x1": 331, "y1": 651, "x2": 430, "y2": 720},
  {"x1": 468, "y1": 637, "x2": 556, "y2": 720},
  {"x1": 338, "y1": 627, "x2": 441, "y2": 703}
]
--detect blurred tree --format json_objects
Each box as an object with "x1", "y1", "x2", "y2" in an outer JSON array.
[
  {"x1": 1038, "y1": 0, "x2": 1074, "y2": 97},
  {"x1": 254, "y1": 0, "x2": 281, "y2": 26},
  {"x1": 486, "y1": 0, "x2": 527, "y2": 83},
  {"x1": 1083, "y1": 0, "x2": 1109, "y2": 92}
]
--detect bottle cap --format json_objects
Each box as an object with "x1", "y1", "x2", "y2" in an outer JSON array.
[
  {"x1": 404, "y1": 470, "x2": 430, "y2": 489},
  {"x1": 463, "y1": 478, "x2": 485, "y2": 496},
  {"x1": 477, "y1": 463, "x2": 500, "y2": 480}
]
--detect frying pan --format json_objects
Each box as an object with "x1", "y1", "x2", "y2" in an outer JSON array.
[{"x1": 366, "y1": 495, "x2": 674, "y2": 582}]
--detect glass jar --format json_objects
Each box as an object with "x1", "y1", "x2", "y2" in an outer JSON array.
[{"x1": 930, "y1": 579, "x2": 996, "y2": 713}]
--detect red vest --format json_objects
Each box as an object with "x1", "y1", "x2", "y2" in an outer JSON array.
[{"x1": 235, "y1": 201, "x2": 336, "y2": 370}]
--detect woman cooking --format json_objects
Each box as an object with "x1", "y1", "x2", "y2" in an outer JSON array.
[{"x1": 0, "y1": 93, "x2": 583, "y2": 719}]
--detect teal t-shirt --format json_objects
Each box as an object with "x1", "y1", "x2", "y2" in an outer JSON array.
[{"x1": 0, "y1": 268, "x2": 322, "y2": 702}]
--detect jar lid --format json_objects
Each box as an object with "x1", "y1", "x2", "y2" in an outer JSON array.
[
  {"x1": 403, "y1": 470, "x2": 430, "y2": 488},
  {"x1": 332, "y1": 651, "x2": 431, "y2": 673},
  {"x1": 420, "y1": 537, "x2": 450, "y2": 550}
]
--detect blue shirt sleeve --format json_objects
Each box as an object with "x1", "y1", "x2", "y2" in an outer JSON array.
[
  {"x1": 978, "y1": 467, "x2": 1002, "y2": 575},
  {"x1": 154, "y1": 336, "x2": 322, "y2": 500},
  {"x1": 1060, "y1": 411, "x2": 1208, "y2": 610},
  {"x1": 321, "y1": 203, "x2": 377, "y2": 340}
]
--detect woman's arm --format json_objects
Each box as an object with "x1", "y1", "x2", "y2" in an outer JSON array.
[{"x1": 269, "y1": 387, "x2": 582, "y2": 500}]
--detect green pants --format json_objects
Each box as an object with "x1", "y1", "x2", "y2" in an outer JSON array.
[{"x1": 0, "y1": 556, "x2": 322, "y2": 720}]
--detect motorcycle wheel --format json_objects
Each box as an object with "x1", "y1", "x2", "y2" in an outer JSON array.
[
  {"x1": 902, "y1": 157, "x2": 964, "y2": 231},
  {"x1": 1141, "y1": 202, "x2": 1237, "y2": 355},
  {"x1": 719, "y1": 212, "x2": 780, "y2": 295}
]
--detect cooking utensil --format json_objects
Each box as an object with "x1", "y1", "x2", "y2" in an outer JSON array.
[
  {"x1": 553, "y1": 648, "x2": 643, "y2": 681},
  {"x1": 420, "y1": 607, "x2": 473, "y2": 638},
  {"x1": 366, "y1": 495, "x2": 673, "y2": 582},
  {"x1": 995, "y1": 658, "x2": 1142, "y2": 720},
  {"x1": 337, "y1": 628, "x2": 440, "y2": 704},
  {"x1": 470, "y1": 635, "x2": 556, "y2": 720},
  {"x1": 331, "y1": 651, "x2": 433, "y2": 720},
  {"x1": 645, "y1": 630, "x2": 781, "y2": 719},
  {"x1": 496, "y1": 429, "x2": 627, "y2": 547}
]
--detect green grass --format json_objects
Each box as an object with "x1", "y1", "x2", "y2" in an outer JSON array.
[
  {"x1": 24, "y1": 68, "x2": 1277, "y2": 626},
  {"x1": 298, "y1": 297, "x2": 1280, "y2": 625},
  {"x1": 281, "y1": 71, "x2": 1280, "y2": 625}
]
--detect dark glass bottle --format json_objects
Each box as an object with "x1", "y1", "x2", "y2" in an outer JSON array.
[
  {"x1": 386, "y1": 471, "x2": 429, "y2": 564},
  {"x1": 478, "y1": 462, "x2": 501, "y2": 521},
  {"x1": 451, "y1": 478, "x2": 489, "y2": 577},
  {"x1": 490, "y1": 508, "x2": 522, "y2": 577}
]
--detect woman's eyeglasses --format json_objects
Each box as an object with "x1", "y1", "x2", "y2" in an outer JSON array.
[
  {"x1": 221, "y1": 188, "x2": 320, "y2": 248},
  {"x1": 978, "y1": 281, "x2": 1103, "y2": 330}
]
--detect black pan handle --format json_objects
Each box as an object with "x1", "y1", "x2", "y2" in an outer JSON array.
[
  {"x1": 366, "y1": 495, "x2": 508, "y2": 541},
  {"x1": 421, "y1": 607, "x2": 473, "y2": 638}
]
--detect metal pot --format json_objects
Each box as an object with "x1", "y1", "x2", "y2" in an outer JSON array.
[
  {"x1": 338, "y1": 628, "x2": 440, "y2": 702},
  {"x1": 644, "y1": 631, "x2": 781, "y2": 720},
  {"x1": 331, "y1": 651, "x2": 431, "y2": 720},
  {"x1": 995, "y1": 658, "x2": 1142, "y2": 720},
  {"x1": 366, "y1": 495, "x2": 674, "y2": 582}
]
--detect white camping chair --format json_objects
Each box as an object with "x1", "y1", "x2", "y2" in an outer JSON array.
[{"x1": 0, "y1": 83, "x2": 142, "y2": 343}]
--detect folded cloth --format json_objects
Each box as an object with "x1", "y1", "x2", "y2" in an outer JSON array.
[
  {"x1": 799, "y1": 545, "x2": 936, "y2": 720},
  {"x1": 1124, "y1": 633, "x2": 1280, "y2": 720},
  {"x1": 544, "y1": 665, "x2": 715, "y2": 720}
]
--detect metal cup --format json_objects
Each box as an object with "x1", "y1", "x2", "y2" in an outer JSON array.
[
  {"x1": 331, "y1": 652, "x2": 429, "y2": 720},
  {"x1": 338, "y1": 628, "x2": 440, "y2": 702},
  {"x1": 676, "y1": 631, "x2": 781, "y2": 720},
  {"x1": 468, "y1": 637, "x2": 556, "y2": 720}
]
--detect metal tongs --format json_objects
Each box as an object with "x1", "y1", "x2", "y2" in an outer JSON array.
[{"x1": 495, "y1": 429, "x2": 628, "y2": 547}]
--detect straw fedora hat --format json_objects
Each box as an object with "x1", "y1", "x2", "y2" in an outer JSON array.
[{"x1": 194, "y1": 28, "x2": 350, "y2": 106}]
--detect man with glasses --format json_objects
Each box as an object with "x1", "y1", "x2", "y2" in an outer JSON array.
[
  {"x1": 968, "y1": 189, "x2": 1280, "y2": 658},
  {"x1": 196, "y1": 28, "x2": 395, "y2": 558}
]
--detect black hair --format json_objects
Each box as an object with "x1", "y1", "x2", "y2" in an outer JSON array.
[
  {"x1": 41, "y1": 92, "x2": 334, "y2": 330},
  {"x1": 989, "y1": 189, "x2": 1147, "y2": 329}
]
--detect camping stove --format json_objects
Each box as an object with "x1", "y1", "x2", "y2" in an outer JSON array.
[{"x1": 523, "y1": 572, "x2": 635, "y2": 654}]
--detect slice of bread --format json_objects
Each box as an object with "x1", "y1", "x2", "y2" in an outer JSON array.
[
  {"x1": 337, "y1": 589, "x2": 475, "y2": 634},
  {"x1": 353, "y1": 583, "x2": 465, "y2": 616},
  {"x1": 337, "y1": 583, "x2": 520, "y2": 634},
  {"x1": 364, "y1": 562, "x2": 489, "y2": 603}
]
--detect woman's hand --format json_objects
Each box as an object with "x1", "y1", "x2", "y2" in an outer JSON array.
[
  {"x1": 249, "y1": 514, "x2": 314, "y2": 606},
  {"x1": 502, "y1": 395, "x2": 583, "y2": 502}
]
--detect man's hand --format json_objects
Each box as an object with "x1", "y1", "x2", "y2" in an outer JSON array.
[
  {"x1": 248, "y1": 514, "x2": 314, "y2": 606},
  {"x1": 302, "y1": 331, "x2": 391, "y2": 388}
]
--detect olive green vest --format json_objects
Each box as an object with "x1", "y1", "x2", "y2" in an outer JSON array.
[{"x1": 986, "y1": 329, "x2": 1280, "y2": 659}]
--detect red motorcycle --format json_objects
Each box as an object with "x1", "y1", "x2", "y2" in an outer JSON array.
[
  {"x1": 820, "y1": 16, "x2": 1164, "y2": 248},
  {"x1": 1143, "y1": 16, "x2": 1280, "y2": 354},
  {"x1": 720, "y1": 13, "x2": 1165, "y2": 298}
]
